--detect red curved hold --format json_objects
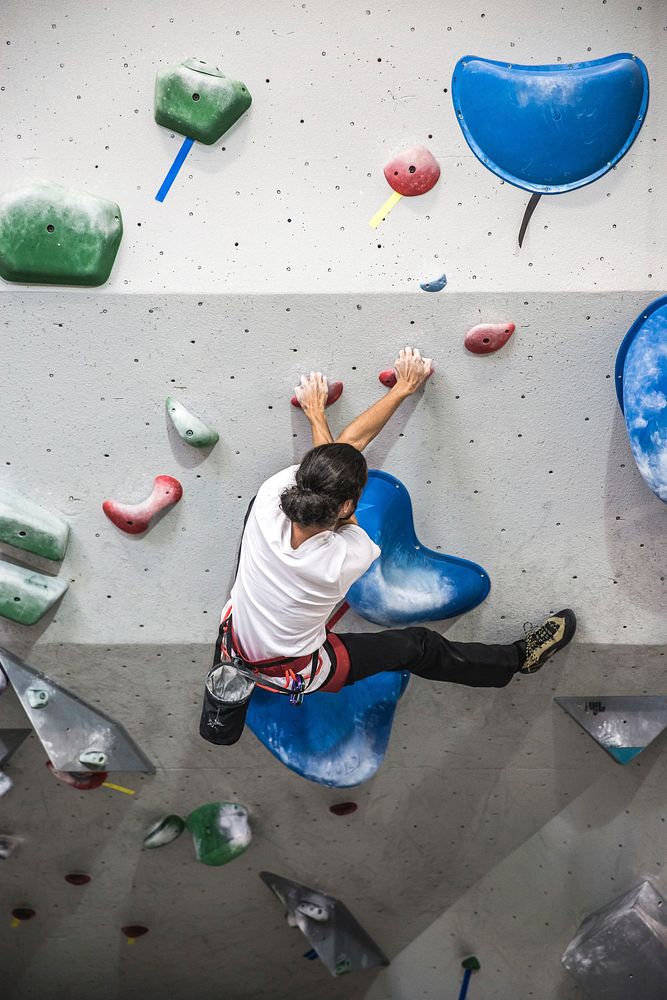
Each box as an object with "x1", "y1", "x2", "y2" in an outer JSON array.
[
  {"x1": 65, "y1": 873, "x2": 92, "y2": 886},
  {"x1": 291, "y1": 380, "x2": 343, "y2": 409},
  {"x1": 464, "y1": 322, "x2": 515, "y2": 355},
  {"x1": 102, "y1": 475, "x2": 183, "y2": 534},
  {"x1": 46, "y1": 761, "x2": 107, "y2": 790},
  {"x1": 384, "y1": 146, "x2": 440, "y2": 197},
  {"x1": 378, "y1": 366, "x2": 434, "y2": 389}
]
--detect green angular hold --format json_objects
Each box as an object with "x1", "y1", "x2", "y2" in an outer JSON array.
[
  {"x1": 154, "y1": 58, "x2": 252, "y2": 145},
  {"x1": 0, "y1": 488, "x2": 69, "y2": 561},
  {"x1": 166, "y1": 397, "x2": 219, "y2": 448},
  {"x1": 143, "y1": 814, "x2": 186, "y2": 849},
  {"x1": 0, "y1": 562, "x2": 68, "y2": 625},
  {"x1": 0, "y1": 182, "x2": 123, "y2": 286},
  {"x1": 185, "y1": 802, "x2": 251, "y2": 867}
]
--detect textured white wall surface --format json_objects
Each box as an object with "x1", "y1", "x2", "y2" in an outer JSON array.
[
  {"x1": 0, "y1": 291, "x2": 663, "y2": 648},
  {"x1": 0, "y1": 1, "x2": 665, "y2": 999},
  {"x1": 2, "y1": 0, "x2": 665, "y2": 294}
]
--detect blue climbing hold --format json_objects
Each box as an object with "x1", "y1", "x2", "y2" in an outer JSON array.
[
  {"x1": 452, "y1": 53, "x2": 649, "y2": 193},
  {"x1": 615, "y1": 296, "x2": 667, "y2": 503},
  {"x1": 347, "y1": 470, "x2": 490, "y2": 626},
  {"x1": 246, "y1": 671, "x2": 409, "y2": 787},
  {"x1": 420, "y1": 273, "x2": 447, "y2": 293}
]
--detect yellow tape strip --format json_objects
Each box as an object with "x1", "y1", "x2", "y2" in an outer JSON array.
[
  {"x1": 369, "y1": 190, "x2": 402, "y2": 229},
  {"x1": 102, "y1": 781, "x2": 136, "y2": 796},
  {"x1": 11, "y1": 918, "x2": 20, "y2": 928}
]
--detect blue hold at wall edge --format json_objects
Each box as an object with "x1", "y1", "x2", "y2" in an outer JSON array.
[{"x1": 615, "y1": 296, "x2": 667, "y2": 504}]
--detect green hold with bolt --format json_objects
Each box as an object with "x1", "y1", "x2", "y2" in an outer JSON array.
[
  {"x1": 0, "y1": 182, "x2": 123, "y2": 286},
  {"x1": 154, "y1": 58, "x2": 252, "y2": 145},
  {"x1": 0, "y1": 487, "x2": 69, "y2": 561},
  {"x1": 0, "y1": 562, "x2": 68, "y2": 625},
  {"x1": 166, "y1": 397, "x2": 219, "y2": 448}
]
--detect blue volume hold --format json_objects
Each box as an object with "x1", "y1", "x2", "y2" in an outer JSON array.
[
  {"x1": 452, "y1": 53, "x2": 649, "y2": 194},
  {"x1": 155, "y1": 136, "x2": 195, "y2": 203},
  {"x1": 347, "y1": 470, "x2": 491, "y2": 627},
  {"x1": 615, "y1": 296, "x2": 667, "y2": 503},
  {"x1": 247, "y1": 671, "x2": 410, "y2": 787}
]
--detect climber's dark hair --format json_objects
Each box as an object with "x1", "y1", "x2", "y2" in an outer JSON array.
[{"x1": 280, "y1": 443, "x2": 368, "y2": 527}]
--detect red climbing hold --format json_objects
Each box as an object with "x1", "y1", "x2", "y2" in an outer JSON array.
[
  {"x1": 378, "y1": 365, "x2": 434, "y2": 389},
  {"x1": 329, "y1": 802, "x2": 358, "y2": 816},
  {"x1": 464, "y1": 323, "x2": 515, "y2": 355},
  {"x1": 122, "y1": 924, "x2": 149, "y2": 943},
  {"x1": 46, "y1": 760, "x2": 107, "y2": 790},
  {"x1": 65, "y1": 873, "x2": 91, "y2": 885},
  {"x1": 384, "y1": 146, "x2": 441, "y2": 197},
  {"x1": 291, "y1": 380, "x2": 343, "y2": 409},
  {"x1": 11, "y1": 907, "x2": 36, "y2": 926},
  {"x1": 102, "y1": 475, "x2": 183, "y2": 535}
]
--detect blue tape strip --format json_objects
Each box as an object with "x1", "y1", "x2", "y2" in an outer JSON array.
[
  {"x1": 458, "y1": 969, "x2": 472, "y2": 1000},
  {"x1": 155, "y1": 136, "x2": 195, "y2": 202}
]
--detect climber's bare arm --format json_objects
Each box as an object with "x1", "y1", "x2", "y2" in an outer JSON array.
[
  {"x1": 293, "y1": 372, "x2": 335, "y2": 448},
  {"x1": 336, "y1": 347, "x2": 433, "y2": 452}
]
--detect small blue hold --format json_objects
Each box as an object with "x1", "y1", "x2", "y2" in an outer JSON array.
[
  {"x1": 419, "y1": 272, "x2": 447, "y2": 292},
  {"x1": 303, "y1": 949, "x2": 319, "y2": 960}
]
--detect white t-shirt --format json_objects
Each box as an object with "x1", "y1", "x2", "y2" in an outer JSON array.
[{"x1": 228, "y1": 465, "x2": 381, "y2": 666}]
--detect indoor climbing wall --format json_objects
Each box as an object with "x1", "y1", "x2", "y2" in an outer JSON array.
[{"x1": 1, "y1": 2, "x2": 665, "y2": 999}]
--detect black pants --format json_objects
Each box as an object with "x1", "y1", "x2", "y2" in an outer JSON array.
[
  {"x1": 200, "y1": 622, "x2": 519, "y2": 746},
  {"x1": 339, "y1": 626, "x2": 519, "y2": 688}
]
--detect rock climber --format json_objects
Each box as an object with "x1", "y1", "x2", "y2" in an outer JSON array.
[{"x1": 200, "y1": 347, "x2": 576, "y2": 745}]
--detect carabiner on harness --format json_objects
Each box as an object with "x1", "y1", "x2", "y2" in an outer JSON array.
[{"x1": 286, "y1": 669, "x2": 306, "y2": 706}]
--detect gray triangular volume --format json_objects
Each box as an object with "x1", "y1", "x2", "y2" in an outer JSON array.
[
  {"x1": 0, "y1": 728, "x2": 31, "y2": 767},
  {"x1": 260, "y1": 871, "x2": 389, "y2": 976},
  {"x1": 0, "y1": 647, "x2": 154, "y2": 774},
  {"x1": 555, "y1": 696, "x2": 667, "y2": 765}
]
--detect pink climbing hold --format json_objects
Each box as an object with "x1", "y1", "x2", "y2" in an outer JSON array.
[
  {"x1": 464, "y1": 323, "x2": 515, "y2": 355},
  {"x1": 46, "y1": 761, "x2": 107, "y2": 790},
  {"x1": 384, "y1": 146, "x2": 441, "y2": 197},
  {"x1": 378, "y1": 365, "x2": 434, "y2": 389},
  {"x1": 291, "y1": 381, "x2": 344, "y2": 409},
  {"x1": 102, "y1": 475, "x2": 183, "y2": 535}
]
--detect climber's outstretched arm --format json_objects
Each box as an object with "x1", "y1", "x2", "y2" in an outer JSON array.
[{"x1": 336, "y1": 347, "x2": 432, "y2": 452}]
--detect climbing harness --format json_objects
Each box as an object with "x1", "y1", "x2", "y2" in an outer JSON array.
[{"x1": 205, "y1": 610, "x2": 318, "y2": 711}]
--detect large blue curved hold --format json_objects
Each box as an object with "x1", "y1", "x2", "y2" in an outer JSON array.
[
  {"x1": 615, "y1": 296, "x2": 667, "y2": 504},
  {"x1": 347, "y1": 470, "x2": 490, "y2": 627},
  {"x1": 452, "y1": 53, "x2": 649, "y2": 194},
  {"x1": 246, "y1": 671, "x2": 410, "y2": 787}
]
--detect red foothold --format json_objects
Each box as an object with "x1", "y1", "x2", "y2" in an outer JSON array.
[
  {"x1": 65, "y1": 873, "x2": 91, "y2": 886},
  {"x1": 383, "y1": 146, "x2": 441, "y2": 197},
  {"x1": 11, "y1": 908, "x2": 36, "y2": 923},
  {"x1": 329, "y1": 802, "x2": 358, "y2": 816},
  {"x1": 291, "y1": 380, "x2": 343, "y2": 409},
  {"x1": 46, "y1": 760, "x2": 107, "y2": 790},
  {"x1": 464, "y1": 322, "x2": 515, "y2": 355},
  {"x1": 122, "y1": 924, "x2": 149, "y2": 943},
  {"x1": 102, "y1": 475, "x2": 183, "y2": 535}
]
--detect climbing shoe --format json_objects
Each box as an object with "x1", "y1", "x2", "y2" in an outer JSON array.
[{"x1": 518, "y1": 609, "x2": 576, "y2": 674}]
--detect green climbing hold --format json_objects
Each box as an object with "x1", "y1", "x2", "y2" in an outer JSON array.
[
  {"x1": 0, "y1": 562, "x2": 68, "y2": 625},
  {"x1": 185, "y1": 802, "x2": 251, "y2": 867},
  {"x1": 143, "y1": 815, "x2": 186, "y2": 849},
  {"x1": 154, "y1": 59, "x2": 252, "y2": 145},
  {"x1": 0, "y1": 488, "x2": 69, "y2": 561},
  {"x1": 0, "y1": 182, "x2": 123, "y2": 286},
  {"x1": 462, "y1": 956, "x2": 481, "y2": 971},
  {"x1": 166, "y1": 397, "x2": 219, "y2": 448}
]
